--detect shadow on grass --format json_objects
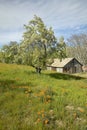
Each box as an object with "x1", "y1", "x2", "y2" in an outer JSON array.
[
  {"x1": 0, "y1": 79, "x2": 32, "y2": 88},
  {"x1": 0, "y1": 79, "x2": 15, "y2": 86},
  {"x1": 47, "y1": 72, "x2": 85, "y2": 80}
]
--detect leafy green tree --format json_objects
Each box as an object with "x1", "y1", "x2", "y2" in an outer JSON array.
[
  {"x1": 21, "y1": 15, "x2": 57, "y2": 73},
  {"x1": 51, "y1": 36, "x2": 67, "y2": 61},
  {"x1": 0, "y1": 48, "x2": 3, "y2": 62},
  {"x1": 57, "y1": 36, "x2": 67, "y2": 61},
  {"x1": 1, "y1": 41, "x2": 19, "y2": 63}
]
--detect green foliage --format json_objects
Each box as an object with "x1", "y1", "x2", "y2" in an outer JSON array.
[
  {"x1": 1, "y1": 41, "x2": 19, "y2": 64},
  {"x1": 0, "y1": 49, "x2": 3, "y2": 62},
  {"x1": 56, "y1": 36, "x2": 67, "y2": 61},
  {"x1": 0, "y1": 63, "x2": 87, "y2": 130},
  {"x1": 49, "y1": 36, "x2": 67, "y2": 62},
  {"x1": 21, "y1": 15, "x2": 57, "y2": 69}
]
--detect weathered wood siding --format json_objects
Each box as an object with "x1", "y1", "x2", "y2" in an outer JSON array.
[{"x1": 63, "y1": 59, "x2": 82, "y2": 73}]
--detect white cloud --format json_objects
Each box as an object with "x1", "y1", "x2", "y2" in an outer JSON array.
[
  {"x1": 0, "y1": 31, "x2": 23, "y2": 45},
  {"x1": 0, "y1": 0, "x2": 87, "y2": 45}
]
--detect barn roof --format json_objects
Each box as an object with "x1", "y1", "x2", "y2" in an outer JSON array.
[{"x1": 51, "y1": 58, "x2": 82, "y2": 68}]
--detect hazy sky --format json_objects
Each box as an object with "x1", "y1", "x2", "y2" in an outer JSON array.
[{"x1": 0, "y1": 0, "x2": 87, "y2": 46}]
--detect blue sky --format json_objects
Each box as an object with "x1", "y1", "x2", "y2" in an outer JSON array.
[{"x1": 0, "y1": 0, "x2": 87, "y2": 47}]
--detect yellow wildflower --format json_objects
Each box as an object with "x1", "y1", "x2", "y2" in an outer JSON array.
[
  {"x1": 44, "y1": 119, "x2": 49, "y2": 124},
  {"x1": 37, "y1": 118, "x2": 41, "y2": 123},
  {"x1": 37, "y1": 112, "x2": 41, "y2": 115},
  {"x1": 73, "y1": 113, "x2": 77, "y2": 118},
  {"x1": 77, "y1": 107, "x2": 84, "y2": 113},
  {"x1": 42, "y1": 114, "x2": 45, "y2": 118}
]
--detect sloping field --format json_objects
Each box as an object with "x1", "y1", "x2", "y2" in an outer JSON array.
[{"x1": 0, "y1": 63, "x2": 87, "y2": 130}]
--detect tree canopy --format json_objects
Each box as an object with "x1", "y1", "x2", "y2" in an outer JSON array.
[
  {"x1": 21, "y1": 15, "x2": 57, "y2": 73},
  {"x1": 1, "y1": 41, "x2": 19, "y2": 63}
]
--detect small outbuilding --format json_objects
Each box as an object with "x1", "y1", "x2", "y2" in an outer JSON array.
[{"x1": 47, "y1": 58, "x2": 83, "y2": 73}]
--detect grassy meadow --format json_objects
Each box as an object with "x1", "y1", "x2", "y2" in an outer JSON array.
[{"x1": 0, "y1": 63, "x2": 87, "y2": 130}]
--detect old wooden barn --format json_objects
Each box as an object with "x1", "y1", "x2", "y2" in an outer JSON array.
[{"x1": 47, "y1": 58, "x2": 83, "y2": 73}]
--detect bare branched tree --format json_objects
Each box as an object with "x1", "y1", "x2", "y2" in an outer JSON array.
[{"x1": 67, "y1": 34, "x2": 87, "y2": 65}]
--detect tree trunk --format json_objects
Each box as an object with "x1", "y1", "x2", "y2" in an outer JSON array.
[{"x1": 36, "y1": 67, "x2": 41, "y2": 74}]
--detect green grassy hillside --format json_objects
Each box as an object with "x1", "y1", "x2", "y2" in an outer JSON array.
[{"x1": 0, "y1": 63, "x2": 87, "y2": 130}]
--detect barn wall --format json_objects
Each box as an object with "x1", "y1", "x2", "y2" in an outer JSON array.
[
  {"x1": 47, "y1": 67, "x2": 63, "y2": 72},
  {"x1": 47, "y1": 66, "x2": 51, "y2": 70},
  {"x1": 64, "y1": 59, "x2": 82, "y2": 73},
  {"x1": 56, "y1": 68, "x2": 63, "y2": 73},
  {"x1": 51, "y1": 67, "x2": 56, "y2": 71}
]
